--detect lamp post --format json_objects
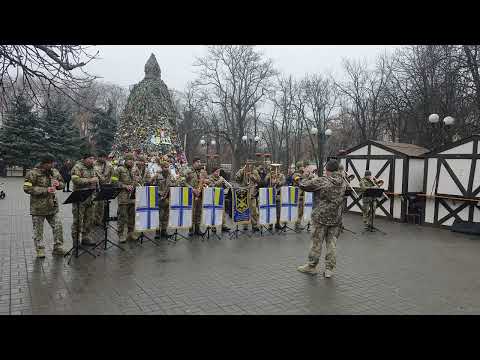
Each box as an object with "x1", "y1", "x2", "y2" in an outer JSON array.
[
  {"x1": 200, "y1": 136, "x2": 217, "y2": 171},
  {"x1": 428, "y1": 114, "x2": 456, "y2": 148},
  {"x1": 310, "y1": 127, "x2": 332, "y2": 176},
  {"x1": 242, "y1": 134, "x2": 260, "y2": 159}
]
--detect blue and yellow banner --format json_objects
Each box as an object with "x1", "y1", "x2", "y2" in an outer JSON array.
[{"x1": 232, "y1": 187, "x2": 250, "y2": 224}]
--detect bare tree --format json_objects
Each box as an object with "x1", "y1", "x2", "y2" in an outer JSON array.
[
  {"x1": 193, "y1": 45, "x2": 277, "y2": 172},
  {"x1": 0, "y1": 45, "x2": 98, "y2": 109}
]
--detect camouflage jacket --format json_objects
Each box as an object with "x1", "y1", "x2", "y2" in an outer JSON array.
[
  {"x1": 264, "y1": 172, "x2": 285, "y2": 189},
  {"x1": 135, "y1": 165, "x2": 151, "y2": 185},
  {"x1": 112, "y1": 165, "x2": 141, "y2": 205},
  {"x1": 359, "y1": 177, "x2": 377, "y2": 199},
  {"x1": 235, "y1": 167, "x2": 261, "y2": 196},
  {"x1": 157, "y1": 171, "x2": 176, "y2": 203},
  {"x1": 299, "y1": 172, "x2": 346, "y2": 226},
  {"x1": 93, "y1": 160, "x2": 114, "y2": 185},
  {"x1": 208, "y1": 174, "x2": 227, "y2": 188},
  {"x1": 71, "y1": 161, "x2": 98, "y2": 191},
  {"x1": 23, "y1": 166, "x2": 64, "y2": 216},
  {"x1": 185, "y1": 167, "x2": 201, "y2": 188}
]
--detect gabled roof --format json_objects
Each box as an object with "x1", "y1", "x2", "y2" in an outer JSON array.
[
  {"x1": 371, "y1": 141, "x2": 430, "y2": 157},
  {"x1": 424, "y1": 134, "x2": 480, "y2": 156},
  {"x1": 339, "y1": 140, "x2": 429, "y2": 158}
]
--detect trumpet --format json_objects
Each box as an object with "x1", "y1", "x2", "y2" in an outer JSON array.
[
  {"x1": 341, "y1": 172, "x2": 359, "y2": 198},
  {"x1": 270, "y1": 163, "x2": 282, "y2": 187}
]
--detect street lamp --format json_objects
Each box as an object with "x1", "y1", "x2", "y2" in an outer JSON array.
[
  {"x1": 428, "y1": 113, "x2": 456, "y2": 147},
  {"x1": 242, "y1": 135, "x2": 260, "y2": 158}
]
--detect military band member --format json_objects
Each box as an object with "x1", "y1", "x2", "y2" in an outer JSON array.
[
  {"x1": 155, "y1": 160, "x2": 176, "y2": 238},
  {"x1": 185, "y1": 157, "x2": 204, "y2": 236},
  {"x1": 297, "y1": 159, "x2": 346, "y2": 278},
  {"x1": 209, "y1": 166, "x2": 231, "y2": 232},
  {"x1": 359, "y1": 170, "x2": 377, "y2": 230},
  {"x1": 23, "y1": 154, "x2": 65, "y2": 258},
  {"x1": 71, "y1": 151, "x2": 99, "y2": 246},
  {"x1": 111, "y1": 153, "x2": 140, "y2": 243},
  {"x1": 264, "y1": 164, "x2": 285, "y2": 230},
  {"x1": 292, "y1": 161, "x2": 306, "y2": 231},
  {"x1": 235, "y1": 160, "x2": 261, "y2": 232},
  {"x1": 135, "y1": 155, "x2": 151, "y2": 185},
  {"x1": 93, "y1": 150, "x2": 114, "y2": 226}
]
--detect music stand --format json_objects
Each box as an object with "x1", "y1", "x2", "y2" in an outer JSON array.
[
  {"x1": 92, "y1": 185, "x2": 125, "y2": 252},
  {"x1": 63, "y1": 189, "x2": 97, "y2": 264},
  {"x1": 229, "y1": 224, "x2": 251, "y2": 240},
  {"x1": 201, "y1": 226, "x2": 222, "y2": 241},
  {"x1": 362, "y1": 188, "x2": 387, "y2": 235}
]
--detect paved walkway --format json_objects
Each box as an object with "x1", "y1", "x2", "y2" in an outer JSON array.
[{"x1": 1, "y1": 177, "x2": 480, "y2": 315}]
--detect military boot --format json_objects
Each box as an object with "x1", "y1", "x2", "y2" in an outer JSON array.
[
  {"x1": 297, "y1": 264, "x2": 318, "y2": 275},
  {"x1": 188, "y1": 227, "x2": 194, "y2": 236},
  {"x1": 221, "y1": 225, "x2": 231, "y2": 232},
  {"x1": 52, "y1": 246, "x2": 66, "y2": 256},
  {"x1": 160, "y1": 229, "x2": 168, "y2": 238},
  {"x1": 36, "y1": 248, "x2": 46, "y2": 259},
  {"x1": 118, "y1": 229, "x2": 127, "y2": 243}
]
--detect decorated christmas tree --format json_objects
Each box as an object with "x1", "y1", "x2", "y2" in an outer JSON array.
[{"x1": 112, "y1": 53, "x2": 178, "y2": 154}]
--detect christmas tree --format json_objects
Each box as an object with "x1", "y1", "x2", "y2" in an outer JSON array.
[
  {"x1": 0, "y1": 94, "x2": 46, "y2": 170},
  {"x1": 113, "y1": 53, "x2": 178, "y2": 154}
]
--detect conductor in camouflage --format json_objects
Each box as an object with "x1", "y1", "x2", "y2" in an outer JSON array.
[
  {"x1": 23, "y1": 154, "x2": 65, "y2": 258},
  {"x1": 297, "y1": 159, "x2": 346, "y2": 278}
]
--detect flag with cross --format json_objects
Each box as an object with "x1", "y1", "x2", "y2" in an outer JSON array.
[
  {"x1": 258, "y1": 187, "x2": 277, "y2": 225},
  {"x1": 302, "y1": 191, "x2": 313, "y2": 222},
  {"x1": 135, "y1": 186, "x2": 160, "y2": 231},
  {"x1": 201, "y1": 187, "x2": 225, "y2": 227},
  {"x1": 168, "y1": 187, "x2": 193, "y2": 229},
  {"x1": 280, "y1": 186, "x2": 299, "y2": 223}
]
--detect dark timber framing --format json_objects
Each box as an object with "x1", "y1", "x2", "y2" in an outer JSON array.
[
  {"x1": 422, "y1": 134, "x2": 480, "y2": 226},
  {"x1": 339, "y1": 140, "x2": 426, "y2": 222}
]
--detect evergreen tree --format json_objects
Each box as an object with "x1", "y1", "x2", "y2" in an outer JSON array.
[
  {"x1": 0, "y1": 94, "x2": 46, "y2": 170},
  {"x1": 42, "y1": 96, "x2": 89, "y2": 162},
  {"x1": 92, "y1": 100, "x2": 117, "y2": 155}
]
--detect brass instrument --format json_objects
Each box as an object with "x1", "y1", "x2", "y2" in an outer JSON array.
[
  {"x1": 269, "y1": 163, "x2": 282, "y2": 187},
  {"x1": 342, "y1": 172, "x2": 359, "y2": 198},
  {"x1": 372, "y1": 176, "x2": 389, "y2": 201}
]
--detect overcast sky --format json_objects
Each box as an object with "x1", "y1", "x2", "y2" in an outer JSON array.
[{"x1": 86, "y1": 45, "x2": 403, "y2": 92}]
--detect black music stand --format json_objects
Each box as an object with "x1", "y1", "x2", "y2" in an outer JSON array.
[
  {"x1": 92, "y1": 185, "x2": 125, "y2": 252},
  {"x1": 362, "y1": 188, "x2": 387, "y2": 235},
  {"x1": 201, "y1": 226, "x2": 222, "y2": 241},
  {"x1": 63, "y1": 189, "x2": 97, "y2": 264},
  {"x1": 229, "y1": 223, "x2": 251, "y2": 240}
]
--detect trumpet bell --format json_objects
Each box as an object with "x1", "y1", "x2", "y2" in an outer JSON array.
[
  {"x1": 376, "y1": 179, "x2": 385, "y2": 187},
  {"x1": 347, "y1": 174, "x2": 355, "y2": 182}
]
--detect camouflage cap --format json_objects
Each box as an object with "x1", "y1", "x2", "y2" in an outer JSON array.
[
  {"x1": 295, "y1": 161, "x2": 304, "y2": 168},
  {"x1": 97, "y1": 150, "x2": 108, "y2": 158},
  {"x1": 325, "y1": 159, "x2": 339, "y2": 172}
]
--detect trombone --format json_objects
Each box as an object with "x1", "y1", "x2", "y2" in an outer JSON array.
[
  {"x1": 372, "y1": 176, "x2": 390, "y2": 201},
  {"x1": 341, "y1": 172, "x2": 360, "y2": 198}
]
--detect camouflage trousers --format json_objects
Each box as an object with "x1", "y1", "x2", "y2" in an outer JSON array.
[
  {"x1": 32, "y1": 214, "x2": 64, "y2": 250},
  {"x1": 72, "y1": 201, "x2": 95, "y2": 244},
  {"x1": 362, "y1": 198, "x2": 375, "y2": 225},
  {"x1": 307, "y1": 223, "x2": 339, "y2": 271},
  {"x1": 192, "y1": 197, "x2": 202, "y2": 226},
  {"x1": 250, "y1": 196, "x2": 259, "y2": 227},
  {"x1": 159, "y1": 203, "x2": 169, "y2": 231},
  {"x1": 94, "y1": 200, "x2": 106, "y2": 225},
  {"x1": 118, "y1": 204, "x2": 135, "y2": 240},
  {"x1": 295, "y1": 196, "x2": 304, "y2": 226}
]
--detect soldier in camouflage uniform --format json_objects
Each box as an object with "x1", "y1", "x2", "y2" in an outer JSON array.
[
  {"x1": 359, "y1": 170, "x2": 376, "y2": 230},
  {"x1": 153, "y1": 160, "x2": 176, "y2": 237},
  {"x1": 93, "y1": 151, "x2": 114, "y2": 226},
  {"x1": 71, "y1": 152, "x2": 99, "y2": 246},
  {"x1": 264, "y1": 164, "x2": 285, "y2": 230},
  {"x1": 209, "y1": 166, "x2": 231, "y2": 232},
  {"x1": 23, "y1": 154, "x2": 65, "y2": 258},
  {"x1": 185, "y1": 157, "x2": 205, "y2": 236},
  {"x1": 292, "y1": 161, "x2": 306, "y2": 231},
  {"x1": 235, "y1": 160, "x2": 261, "y2": 231},
  {"x1": 297, "y1": 159, "x2": 346, "y2": 278},
  {"x1": 111, "y1": 153, "x2": 140, "y2": 243},
  {"x1": 135, "y1": 155, "x2": 151, "y2": 185}
]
